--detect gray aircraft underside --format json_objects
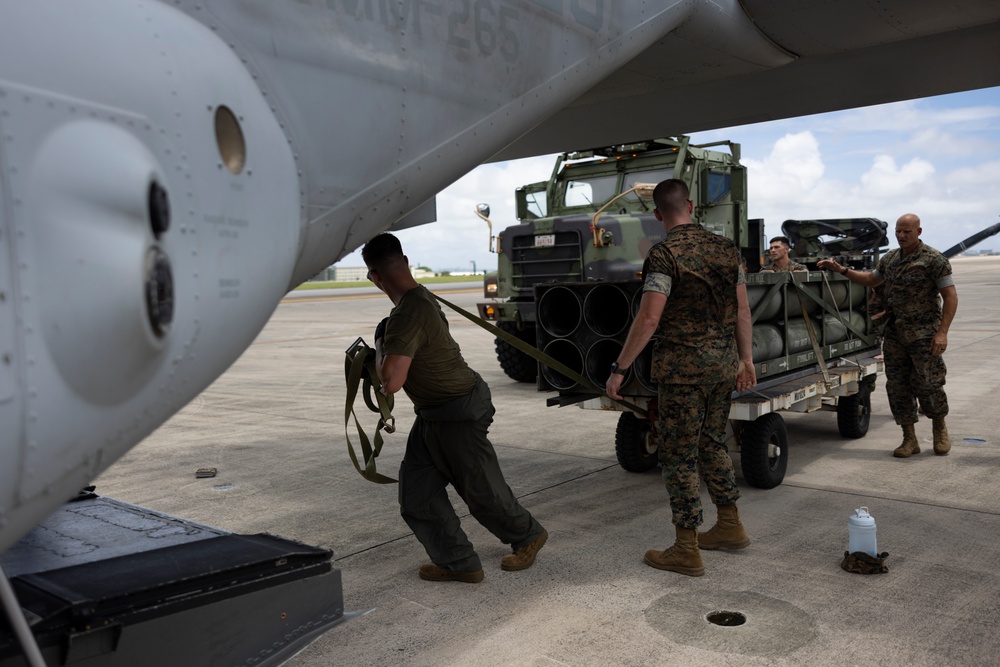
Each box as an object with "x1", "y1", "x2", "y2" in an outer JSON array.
[{"x1": 1, "y1": 0, "x2": 999, "y2": 555}]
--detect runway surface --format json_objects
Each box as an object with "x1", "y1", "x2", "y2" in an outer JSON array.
[{"x1": 95, "y1": 256, "x2": 1000, "y2": 667}]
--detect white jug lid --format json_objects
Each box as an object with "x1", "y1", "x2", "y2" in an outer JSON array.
[{"x1": 849, "y1": 506, "x2": 875, "y2": 526}]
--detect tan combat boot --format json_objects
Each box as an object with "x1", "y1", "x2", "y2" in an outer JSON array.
[
  {"x1": 698, "y1": 503, "x2": 751, "y2": 550},
  {"x1": 644, "y1": 526, "x2": 704, "y2": 577},
  {"x1": 932, "y1": 418, "x2": 951, "y2": 456},
  {"x1": 893, "y1": 423, "x2": 920, "y2": 458}
]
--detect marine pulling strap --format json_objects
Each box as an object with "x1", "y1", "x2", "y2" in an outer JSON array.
[
  {"x1": 431, "y1": 293, "x2": 646, "y2": 414},
  {"x1": 343, "y1": 337, "x2": 398, "y2": 484},
  {"x1": 343, "y1": 294, "x2": 644, "y2": 485}
]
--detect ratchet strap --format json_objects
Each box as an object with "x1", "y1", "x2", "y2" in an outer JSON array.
[
  {"x1": 790, "y1": 273, "x2": 876, "y2": 387},
  {"x1": 791, "y1": 279, "x2": 833, "y2": 386},
  {"x1": 343, "y1": 337, "x2": 397, "y2": 484},
  {"x1": 431, "y1": 293, "x2": 645, "y2": 414}
]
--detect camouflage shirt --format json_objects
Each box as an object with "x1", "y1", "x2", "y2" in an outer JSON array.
[
  {"x1": 873, "y1": 241, "x2": 954, "y2": 343},
  {"x1": 761, "y1": 260, "x2": 807, "y2": 273},
  {"x1": 642, "y1": 224, "x2": 742, "y2": 384}
]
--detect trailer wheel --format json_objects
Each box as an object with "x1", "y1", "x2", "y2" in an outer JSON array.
[
  {"x1": 740, "y1": 413, "x2": 788, "y2": 489},
  {"x1": 615, "y1": 412, "x2": 659, "y2": 472},
  {"x1": 495, "y1": 321, "x2": 536, "y2": 383},
  {"x1": 837, "y1": 381, "x2": 872, "y2": 438}
]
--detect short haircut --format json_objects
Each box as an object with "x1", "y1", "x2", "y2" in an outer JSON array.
[
  {"x1": 652, "y1": 179, "x2": 690, "y2": 217},
  {"x1": 361, "y1": 232, "x2": 403, "y2": 268},
  {"x1": 769, "y1": 236, "x2": 791, "y2": 247}
]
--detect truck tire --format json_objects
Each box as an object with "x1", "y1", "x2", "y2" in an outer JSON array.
[
  {"x1": 615, "y1": 412, "x2": 659, "y2": 472},
  {"x1": 837, "y1": 381, "x2": 872, "y2": 438},
  {"x1": 495, "y1": 321, "x2": 536, "y2": 383},
  {"x1": 739, "y1": 413, "x2": 788, "y2": 489}
]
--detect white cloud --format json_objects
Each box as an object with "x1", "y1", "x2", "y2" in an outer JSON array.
[
  {"x1": 858, "y1": 155, "x2": 936, "y2": 199},
  {"x1": 744, "y1": 131, "x2": 825, "y2": 192}
]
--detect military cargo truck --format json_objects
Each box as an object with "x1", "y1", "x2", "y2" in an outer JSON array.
[
  {"x1": 476, "y1": 136, "x2": 763, "y2": 382},
  {"x1": 477, "y1": 136, "x2": 891, "y2": 489}
]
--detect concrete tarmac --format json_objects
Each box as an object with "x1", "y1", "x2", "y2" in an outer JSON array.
[{"x1": 94, "y1": 256, "x2": 1000, "y2": 667}]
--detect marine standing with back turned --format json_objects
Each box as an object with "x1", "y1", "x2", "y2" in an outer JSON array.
[
  {"x1": 818, "y1": 214, "x2": 958, "y2": 457},
  {"x1": 606, "y1": 179, "x2": 757, "y2": 577}
]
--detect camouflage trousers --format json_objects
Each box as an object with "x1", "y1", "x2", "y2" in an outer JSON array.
[
  {"x1": 882, "y1": 333, "x2": 948, "y2": 424},
  {"x1": 655, "y1": 380, "x2": 740, "y2": 530}
]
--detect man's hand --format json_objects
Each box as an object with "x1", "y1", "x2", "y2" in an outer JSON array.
[
  {"x1": 736, "y1": 360, "x2": 756, "y2": 392},
  {"x1": 605, "y1": 373, "x2": 625, "y2": 400},
  {"x1": 931, "y1": 331, "x2": 948, "y2": 356},
  {"x1": 816, "y1": 259, "x2": 842, "y2": 273}
]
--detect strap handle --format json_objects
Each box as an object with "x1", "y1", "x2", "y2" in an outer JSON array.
[{"x1": 343, "y1": 337, "x2": 397, "y2": 484}]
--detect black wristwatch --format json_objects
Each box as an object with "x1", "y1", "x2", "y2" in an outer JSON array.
[
  {"x1": 610, "y1": 361, "x2": 627, "y2": 376},
  {"x1": 841, "y1": 266, "x2": 850, "y2": 275}
]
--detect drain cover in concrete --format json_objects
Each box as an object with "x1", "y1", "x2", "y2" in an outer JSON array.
[{"x1": 645, "y1": 589, "x2": 816, "y2": 657}]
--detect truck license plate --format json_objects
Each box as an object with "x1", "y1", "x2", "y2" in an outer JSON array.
[{"x1": 534, "y1": 234, "x2": 555, "y2": 247}]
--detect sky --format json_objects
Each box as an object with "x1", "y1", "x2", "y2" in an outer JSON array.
[{"x1": 334, "y1": 86, "x2": 1000, "y2": 273}]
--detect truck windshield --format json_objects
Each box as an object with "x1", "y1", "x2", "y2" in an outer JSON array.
[
  {"x1": 624, "y1": 168, "x2": 673, "y2": 195},
  {"x1": 564, "y1": 174, "x2": 617, "y2": 207}
]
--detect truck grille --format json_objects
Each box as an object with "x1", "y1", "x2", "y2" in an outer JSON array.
[{"x1": 510, "y1": 229, "x2": 584, "y2": 296}]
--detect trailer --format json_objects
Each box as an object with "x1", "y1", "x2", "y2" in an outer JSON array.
[
  {"x1": 567, "y1": 349, "x2": 881, "y2": 489},
  {"x1": 535, "y1": 269, "x2": 884, "y2": 489}
]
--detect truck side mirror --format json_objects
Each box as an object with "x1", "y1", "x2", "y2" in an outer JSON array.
[{"x1": 475, "y1": 203, "x2": 496, "y2": 253}]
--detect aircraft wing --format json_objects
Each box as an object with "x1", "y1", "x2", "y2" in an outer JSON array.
[
  {"x1": 2, "y1": 0, "x2": 999, "y2": 555},
  {"x1": 496, "y1": 0, "x2": 1000, "y2": 160}
]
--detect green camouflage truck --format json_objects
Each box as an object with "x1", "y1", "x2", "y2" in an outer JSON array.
[
  {"x1": 476, "y1": 136, "x2": 761, "y2": 382},
  {"x1": 477, "y1": 136, "x2": 894, "y2": 489}
]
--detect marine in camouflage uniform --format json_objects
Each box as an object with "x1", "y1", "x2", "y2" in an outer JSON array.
[
  {"x1": 877, "y1": 242, "x2": 954, "y2": 431},
  {"x1": 644, "y1": 228, "x2": 744, "y2": 531},
  {"x1": 818, "y1": 214, "x2": 958, "y2": 457},
  {"x1": 760, "y1": 235, "x2": 807, "y2": 273},
  {"x1": 605, "y1": 179, "x2": 756, "y2": 577}
]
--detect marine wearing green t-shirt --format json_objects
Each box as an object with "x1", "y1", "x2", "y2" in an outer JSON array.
[
  {"x1": 381, "y1": 285, "x2": 475, "y2": 407},
  {"x1": 363, "y1": 233, "x2": 547, "y2": 584}
]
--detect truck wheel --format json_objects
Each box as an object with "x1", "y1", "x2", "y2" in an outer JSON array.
[
  {"x1": 837, "y1": 381, "x2": 872, "y2": 438},
  {"x1": 615, "y1": 412, "x2": 659, "y2": 472},
  {"x1": 739, "y1": 413, "x2": 788, "y2": 489},
  {"x1": 495, "y1": 321, "x2": 536, "y2": 383}
]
